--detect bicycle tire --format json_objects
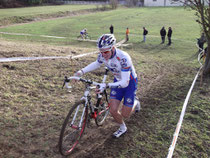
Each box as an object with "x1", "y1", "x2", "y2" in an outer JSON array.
[
  {"x1": 58, "y1": 100, "x2": 88, "y2": 156},
  {"x1": 77, "y1": 35, "x2": 82, "y2": 39},
  {"x1": 95, "y1": 96, "x2": 109, "y2": 126},
  {"x1": 85, "y1": 35, "x2": 91, "y2": 40}
]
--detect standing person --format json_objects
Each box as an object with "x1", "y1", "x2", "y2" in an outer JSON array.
[
  {"x1": 74, "y1": 34, "x2": 141, "y2": 138},
  {"x1": 160, "y1": 26, "x2": 166, "y2": 44},
  {"x1": 197, "y1": 32, "x2": 206, "y2": 51},
  {"x1": 126, "y1": 27, "x2": 130, "y2": 42},
  {"x1": 167, "y1": 27, "x2": 173, "y2": 45},
  {"x1": 143, "y1": 27, "x2": 148, "y2": 42},
  {"x1": 110, "y1": 25, "x2": 114, "y2": 34}
]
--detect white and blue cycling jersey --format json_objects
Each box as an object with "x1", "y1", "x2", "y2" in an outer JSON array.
[
  {"x1": 97, "y1": 48, "x2": 137, "y2": 82},
  {"x1": 82, "y1": 48, "x2": 138, "y2": 107}
]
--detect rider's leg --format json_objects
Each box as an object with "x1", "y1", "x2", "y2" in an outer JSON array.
[
  {"x1": 109, "y1": 99, "x2": 123, "y2": 124},
  {"x1": 109, "y1": 77, "x2": 138, "y2": 138},
  {"x1": 109, "y1": 99, "x2": 127, "y2": 138},
  {"x1": 121, "y1": 105, "x2": 133, "y2": 118},
  {"x1": 133, "y1": 97, "x2": 141, "y2": 113}
]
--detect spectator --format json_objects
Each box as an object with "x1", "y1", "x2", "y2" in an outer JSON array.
[
  {"x1": 143, "y1": 27, "x2": 148, "y2": 42},
  {"x1": 167, "y1": 27, "x2": 172, "y2": 45},
  {"x1": 126, "y1": 27, "x2": 130, "y2": 42},
  {"x1": 160, "y1": 27, "x2": 166, "y2": 44},
  {"x1": 110, "y1": 25, "x2": 114, "y2": 34},
  {"x1": 197, "y1": 32, "x2": 206, "y2": 51}
]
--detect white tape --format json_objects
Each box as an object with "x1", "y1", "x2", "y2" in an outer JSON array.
[
  {"x1": 0, "y1": 32, "x2": 65, "y2": 39},
  {"x1": 0, "y1": 39, "x2": 125, "y2": 63},
  {"x1": 167, "y1": 67, "x2": 202, "y2": 158},
  {"x1": 0, "y1": 51, "x2": 99, "y2": 63},
  {"x1": 0, "y1": 56, "x2": 68, "y2": 62}
]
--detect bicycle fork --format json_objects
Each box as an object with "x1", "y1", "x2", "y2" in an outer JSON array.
[{"x1": 70, "y1": 104, "x2": 87, "y2": 129}]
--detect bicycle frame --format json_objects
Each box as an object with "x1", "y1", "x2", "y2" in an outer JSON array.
[{"x1": 63, "y1": 67, "x2": 109, "y2": 127}]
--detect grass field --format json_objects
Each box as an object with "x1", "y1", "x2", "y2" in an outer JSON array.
[
  {"x1": 0, "y1": 5, "x2": 209, "y2": 158},
  {"x1": 0, "y1": 7, "x2": 200, "y2": 43},
  {"x1": 0, "y1": 4, "x2": 103, "y2": 26},
  {"x1": 0, "y1": 5, "x2": 98, "y2": 19}
]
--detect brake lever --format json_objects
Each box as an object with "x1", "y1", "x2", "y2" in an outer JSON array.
[{"x1": 62, "y1": 76, "x2": 71, "y2": 89}]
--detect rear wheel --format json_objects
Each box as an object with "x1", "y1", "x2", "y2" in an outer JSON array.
[
  {"x1": 58, "y1": 100, "x2": 88, "y2": 156},
  {"x1": 77, "y1": 35, "x2": 81, "y2": 39}
]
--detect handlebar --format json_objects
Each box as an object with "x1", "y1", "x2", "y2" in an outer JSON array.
[
  {"x1": 62, "y1": 76, "x2": 100, "y2": 89},
  {"x1": 62, "y1": 67, "x2": 109, "y2": 89}
]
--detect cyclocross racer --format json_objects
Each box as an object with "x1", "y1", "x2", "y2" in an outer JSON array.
[
  {"x1": 80, "y1": 28, "x2": 87, "y2": 39},
  {"x1": 74, "y1": 34, "x2": 140, "y2": 138}
]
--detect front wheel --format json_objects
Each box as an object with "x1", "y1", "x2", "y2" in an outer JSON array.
[
  {"x1": 95, "y1": 98, "x2": 110, "y2": 126},
  {"x1": 58, "y1": 100, "x2": 88, "y2": 156},
  {"x1": 85, "y1": 35, "x2": 91, "y2": 40}
]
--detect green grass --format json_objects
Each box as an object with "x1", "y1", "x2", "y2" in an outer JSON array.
[
  {"x1": 0, "y1": 7, "x2": 200, "y2": 42},
  {"x1": 0, "y1": 6, "x2": 209, "y2": 158},
  {"x1": 0, "y1": 4, "x2": 97, "y2": 19}
]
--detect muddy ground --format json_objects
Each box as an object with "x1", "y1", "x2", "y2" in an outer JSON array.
[{"x1": 0, "y1": 39, "x2": 209, "y2": 158}]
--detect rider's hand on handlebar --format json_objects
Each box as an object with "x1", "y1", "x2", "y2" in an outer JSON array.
[
  {"x1": 72, "y1": 70, "x2": 84, "y2": 83},
  {"x1": 74, "y1": 70, "x2": 84, "y2": 77},
  {"x1": 96, "y1": 83, "x2": 107, "y2": 94}
]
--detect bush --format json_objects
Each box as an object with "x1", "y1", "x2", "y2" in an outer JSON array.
[{"x1": 0, "y1": 0, "x2": 25, "y2": 8}]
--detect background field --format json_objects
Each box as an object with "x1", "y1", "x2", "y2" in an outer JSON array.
[
  {"x1": 0, "y1": 5, "x2": 98, "y2": 19},
  {"x1": 0, "y1": 6, "x2": 209, "y2": 158}
]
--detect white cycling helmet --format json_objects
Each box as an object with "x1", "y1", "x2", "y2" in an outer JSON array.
[{"x1": 97, "y1": 34, "x2": 116, "y2": 52}]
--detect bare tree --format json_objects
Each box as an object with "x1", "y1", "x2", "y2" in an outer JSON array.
[
  {"x1": 110, "y1": 0, "x2": 118, "y2": 9},
  {"x1": 125, "y1": 0, "x2": 140, "y2": 7},
  {"x1": 178, "y1": 0, "x2": 210, "y2": 76}
]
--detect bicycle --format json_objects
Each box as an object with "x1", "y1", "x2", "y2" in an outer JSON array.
[
  {"x1": 77, "y1": 33, "x2": 91, "y2": 40},
  {"x1": 58, "y1": 68, "x2": 110, "y2": 156}
]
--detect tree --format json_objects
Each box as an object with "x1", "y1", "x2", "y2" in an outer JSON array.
[
  {"x1": 125, "y1": 0, "x2": 139, "y2": 7},
  {"x1": 177, "y1": 0, "x2": 210, "y2": 76},
  {"x1": 110, "y1": 0, "x2": 118, "y2": 9},
  {"x1": 189, "y1": 0, "x2": 210, "y2": 75}
]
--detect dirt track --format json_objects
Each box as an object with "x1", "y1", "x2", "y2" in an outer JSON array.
[{"x1": 1, "y1": 39, "x2": 208, "y2": 158}]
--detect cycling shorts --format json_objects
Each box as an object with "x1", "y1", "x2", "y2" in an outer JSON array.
[
  {"x1": 110, "y1": 77, "x2": 138, "y2": 107},
  {"x1": 80, "y1": 31, "x2": 84, "y2": 35}
]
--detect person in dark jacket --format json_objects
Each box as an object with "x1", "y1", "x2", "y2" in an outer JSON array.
[
  {"x1": 110, "y1": 25, "x2": 114, "y2": 34},
  {"x1": 167, "y1": 27, "x2": 172, "y2": 45},
  {"x1": 160, "y1": 27, "x2": 166, "y2": 44},
  {"x1": 197, "y1": 32, "x2": 206, "y2": 51},
  {"x1": 143, "y1": 27, "x2": 148, "y2": 42}
]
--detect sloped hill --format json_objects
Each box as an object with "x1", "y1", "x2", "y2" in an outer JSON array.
[{"x1": 0, "y1": 39, "x2": 209, "y2": 158}]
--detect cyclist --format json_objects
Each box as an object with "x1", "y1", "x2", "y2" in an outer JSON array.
[
  {"x1": 80, "y1": 28, "x2": 87, "y2": 39},
  {"x1": 74, "y1": 34, "x2": 140, "y2": 138}
]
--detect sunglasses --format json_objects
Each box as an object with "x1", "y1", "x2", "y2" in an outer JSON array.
[{"x1": 101, "y1": 51, "x2": 111, "y2": 54}]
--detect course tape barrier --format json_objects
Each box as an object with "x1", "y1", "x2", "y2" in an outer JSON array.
[
  {"x1": 167, "y1": 66, "x2": 202, "y2": 158},
  {"x1": 0, "y1": 39, "x2": 125, "y2": 63},
  {"x1": 0, "y1": 51, "x2": 98, "y2": 63},
  {"x1": 77, "y1": 38, "x2": 97, "y2": 42},
  {"x1": 0, "y1": 31, "x2": 66, "y2": 39}
]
